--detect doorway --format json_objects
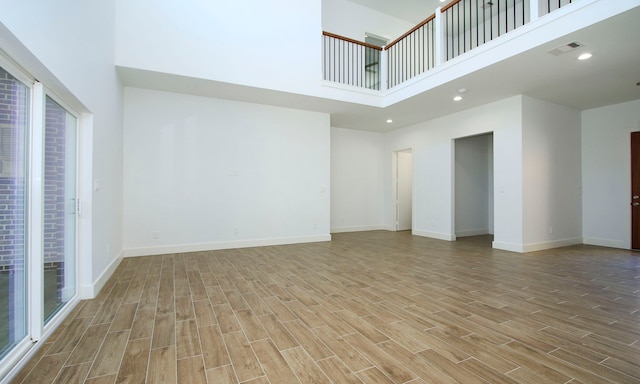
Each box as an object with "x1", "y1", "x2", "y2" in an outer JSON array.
[
  {"x1": 393, "y1": 149, "x2": 413, "y2": 231},
  {"x1": 454, "y1": 133, "x2": 494, "y2": 238},
  {"x1": 631, "y1": 132, "x2": 640, "y2": 249}
]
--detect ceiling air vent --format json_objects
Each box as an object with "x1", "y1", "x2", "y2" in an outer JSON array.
[{"x1": 547, "y1": 41, "x2": 582, "y2": 56}]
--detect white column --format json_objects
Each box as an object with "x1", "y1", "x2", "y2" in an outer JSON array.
[
  {"x1": 380, "y1": 48, "x2": 388, "y2": 91},
  {"x1": 434, "y1": 7, "x2": 445, "y2": 66},
  {"x1": 530, "y1": 0, "x2": 540, "y2": 22}
]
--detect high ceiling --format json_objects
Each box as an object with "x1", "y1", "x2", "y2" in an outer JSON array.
[
  {"x1": 119, "y1": 3, "x2": 640, "y2": 133},
  {"x1": 328, "y1": 3, "x2": 640, "y2": 131}
]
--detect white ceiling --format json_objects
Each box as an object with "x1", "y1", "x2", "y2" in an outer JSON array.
[{"x1": 119, "y1": 3, "x2": 640, "y2": 133}]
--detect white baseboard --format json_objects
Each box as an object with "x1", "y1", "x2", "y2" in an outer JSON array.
[
  {"x1": 331, "y1": 225, "x2": 386, "y2": 233},
  {"x1": 412, "y1": 229, "x2": 456, "y2": 241},
  {"x1": 123, "y1": 235, "x2": 332, "y2": 258},
  {"x1": 78, "y1": 250, "x2": 122, "y2": 299},
  {"x1": 456, "y1": 229, "x2": 491, "y2": 237},
  {"x1": 582, "y1": 237, "x2": 628, "y2": 249},
  {"x1": 492, "y1": 241, "x2": 524, "y2": 253},
  {"x1": 494, "y1": 237, "x2": 583, "y2": 253}
]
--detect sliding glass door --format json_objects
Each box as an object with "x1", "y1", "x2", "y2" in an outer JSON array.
[
  {"x1": 0, "y1": 66, "x2": 29, "y2": 360},
  {"x1": 43, "y1": 96, "x2": 76, "y2": 323},
  {"x1": 0, "y1": 61, "x2": 78, "y2": 377}
]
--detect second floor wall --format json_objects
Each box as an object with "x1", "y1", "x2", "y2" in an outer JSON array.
[
  {"x1": 115, "y1": 0, "x2": 639, "y2": 111},
  {"x1": 115, "y1": 0, "x2": 324, "y2": 96}
]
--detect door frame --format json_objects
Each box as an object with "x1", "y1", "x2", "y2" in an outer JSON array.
[
  {"x1": 631, "y1": 131, "x2": 640, "y2": 249},
  {"x1": 392, "y1": 148, "x2": 413, "y2": 231}
]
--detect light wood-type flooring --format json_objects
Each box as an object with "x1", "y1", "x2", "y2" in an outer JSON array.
[{"x1": 12, "y1": 231, "x2": 640, "y2": 383}]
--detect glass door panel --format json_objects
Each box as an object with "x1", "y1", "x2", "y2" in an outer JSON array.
[
  {"x1": 0, "y1": 66, "x2": 29, "y2": 359},
  {"x1": 43, "y1": 96, "x2": 76, "y2": 323}
]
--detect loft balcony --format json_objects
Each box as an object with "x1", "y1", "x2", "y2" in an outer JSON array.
[
  {"x1": 112, "y1": 0, "x2": 638, "y2": 132},
  {"x1": 322, "y1": 0, "x2": 580, "y2": 92}
]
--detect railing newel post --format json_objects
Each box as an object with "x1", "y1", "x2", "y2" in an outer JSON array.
[
  {"x1": 380, "y1": 48, "x2": 388, "y2": 91},
  {"x1": 435, "y1": 7, "x2": 445, "y2": 67},
  {"x1": 531, "y1": 0, "x2": 540, "y2": 22}
]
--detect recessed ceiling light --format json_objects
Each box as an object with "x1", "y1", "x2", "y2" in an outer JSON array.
[
  {"x1": 386, "y1": 119, "x2": 393, "y2": 123},
  {"x1": 578, "y1": 52, "x2": 592, "y2": 60},
  {"x1": 458, "y1": 88, "x2": 467, "y2": 93},
  {"x1": 453, "y1": 96, "x2": 463, "y2": 101}
]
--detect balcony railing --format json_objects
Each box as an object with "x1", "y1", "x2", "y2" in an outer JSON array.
[
  {"x1": 386, "y1": 15, "x2": 437, "y2": 88},
  {"x1": 443, "y1": 0, "x2": 529, "y2": 60},
  {"x1": 322, "y1": 32, "x2": 383, "y2": 90},
  {"x1": 323, "y1": 0, "x2": 579, "y2": 91}
]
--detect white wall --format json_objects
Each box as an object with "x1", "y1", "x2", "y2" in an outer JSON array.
[
  {"x1": 521, "y1": 96, "x2": 582, "y2": 251},
  {"x1": 330, "y1": 127, "x2": 385, "y2": 232},
  {"x1": 455, "y1": 134, "x2": 492, "y2": 237},
  {"x1": 115, "y1": 0, "x2": 323, "y2": 96},
  {"x1": 0, "y1": 1, "x2": 123, "y2": 297},
  {"x1": 582, "y1": 99, "x2": 640, "y2": 249},
  {"x1": 123, "y1": 88, "x2": 330, "y2": 256},
  {"x1": 385, "y1": 96, "x2": 523, "y2": 247},
  {"x1": 322, "y1": 0, "x2": 414, "y2": 42}
]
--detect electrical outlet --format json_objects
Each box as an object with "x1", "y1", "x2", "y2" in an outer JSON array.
[{"x1": 152, "y1": 231, "x2": 159, "y2": 239}]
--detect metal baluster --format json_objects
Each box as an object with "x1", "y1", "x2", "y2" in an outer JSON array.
[{"x1": 497, "y1": 0, "x2": 501, "y2": 36}]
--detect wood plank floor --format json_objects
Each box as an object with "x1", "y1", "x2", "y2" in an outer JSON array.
[{"x1": 12, "y1": 231, "x2": 640, "y2": 383}]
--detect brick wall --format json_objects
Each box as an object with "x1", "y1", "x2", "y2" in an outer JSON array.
[
  {"x1": 0, "y1": 68, "x2": 27, "y2": 271},
  {"x1": 0, "y1": 69, "x2": 70, "y2": 269},
  {"x1": 43, "y1": 97, "x2": 68, "y2": 265}
]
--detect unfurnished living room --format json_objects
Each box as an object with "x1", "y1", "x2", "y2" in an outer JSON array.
[{"x1": 1, "y1": 0, "x2": 640, "y2": 383}]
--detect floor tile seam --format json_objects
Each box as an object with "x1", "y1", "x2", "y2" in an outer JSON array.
[
  {"x1": 549, "y1": 349, "x2": 639, "y2": 383},
  {"x1": 17, "y1": 350, "x2": 69, "y2": 384},
  {"x1": 598, "y1": 358, "x2": 640, "y2": 381},
  {"x1": 63, "y1": 316, "x2": 112, "y2": 381},
  {"x1": 90, "y1": 328, "x2": 133, "y2": 380}
]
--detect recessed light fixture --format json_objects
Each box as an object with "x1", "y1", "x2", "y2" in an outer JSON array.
[
  {"x1": 386, "y1": 119, "x2": 393, "y2": 123},
  {"x1": 453, "y1": 95, "x2": 463, "y2": 102},
  {"x1": 578, "y1": 52, "x2": 592, "y2": 60}
]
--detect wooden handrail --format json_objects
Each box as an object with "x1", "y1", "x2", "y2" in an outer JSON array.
[
  {"x1": 441, "y1": 0, "x2": 464, "y2": 13},
  {"x1": 385, "y1": 14, "x2": 436, "y2": 50},
  {"x1": 322, "y1": 31, "x2": 383, "y2": 50}
]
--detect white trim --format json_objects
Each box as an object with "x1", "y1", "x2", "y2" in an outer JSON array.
[
  {"x1": 28, "y1": 81, "x2": 44, "y2": 342},
  {"x1": 492, "y1": 241, "x2": 524, "y2": 253},
  {"x1": 412, "y1": 229, "x2": 456, "y2": 241},
  {"x1": 493, "y1": 237, "x2": 583, "y2": 253},
  {"x1": 78, "y1": 250, "x2": 122, "y2": 299},
  {"x1": 456, "y1": 229, "x2": 491, "y2": 237},
  {"x1": 331, "y1": 225, "x2": 386, "y2": 233},
  {"x1": 582, "y1": 237, "x2": 628, "y2": 250},
  {"x1": 0, "y1": 339, "x2": 33, "y2": 384},
  {"x1": 77, "y1": 113, "x2": 93, "y2": 300},
  {"x1": 123, "y1": 235, "x2": 332, "y2": 258},
  {"x1": 521, "y1": 238, "x2": 583, "y2": 253},
  {"x1": 1, "y1": 299, "x2": 80, "y2": 384}
]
